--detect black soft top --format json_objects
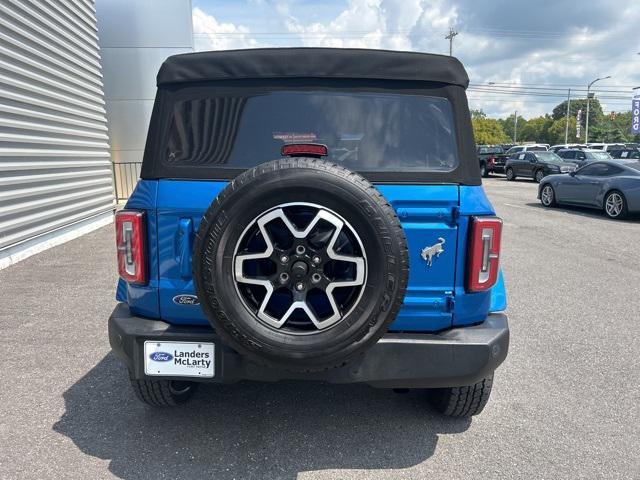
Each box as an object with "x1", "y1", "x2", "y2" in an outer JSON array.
[{"x1": 157, "y1": 47, "x2": 470, "y2": 88}]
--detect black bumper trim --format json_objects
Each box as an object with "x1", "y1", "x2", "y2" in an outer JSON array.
[{"x1": 109, "y1": 303, "x2": 509, "y2": 388}]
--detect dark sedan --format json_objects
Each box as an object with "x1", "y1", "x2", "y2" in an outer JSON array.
[
  {"x1": 505, "y1": 151, "x2": 576, "y2": 183},
  {"x1": 538, "y1": 161, "x2": 640, "y2": 219}
]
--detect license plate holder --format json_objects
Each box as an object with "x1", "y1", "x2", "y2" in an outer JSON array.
[{"x1": 144, "y1": 341, "x2": 215, "y2": 378}]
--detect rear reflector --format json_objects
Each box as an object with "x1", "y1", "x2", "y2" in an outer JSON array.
[
  {"x1": 281, "y1": 143, "x2": 328, "y2": 157},
  {"x1": 115, "y1": 210, "x2": 147, "y2": 285},
  {"x1": 467, "y1": 216, "x2": 502, "y2": 292}
]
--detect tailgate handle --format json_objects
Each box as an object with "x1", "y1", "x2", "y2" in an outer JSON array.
[{"x1": 176, "y1": 218, "x2": 193, "y2": 279}]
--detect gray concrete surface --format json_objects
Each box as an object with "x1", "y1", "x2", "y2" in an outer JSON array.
[{"x1": 1, "y1": 177, "x2": 639, "y2": 479}]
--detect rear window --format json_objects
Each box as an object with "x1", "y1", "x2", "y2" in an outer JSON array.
[
  {"x1": 479, "y1": 146, "x2": 503, "y2": 154},
  {"x1": 164, "y1": 91, "x2": 459, "y2": 173},
  {"x1": 586, "y1": 152, "x2": 612, "y2": 160},
  {"x1": 533, "y1": 152, "x2": 562, "y2": 162},
  {"x1": 527, "y1": 146, "x2": 547, "y2": 152}
]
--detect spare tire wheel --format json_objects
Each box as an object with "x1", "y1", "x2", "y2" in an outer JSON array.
[{"x1": 193, "y1": 158, "x2": 409, "y2": 371}]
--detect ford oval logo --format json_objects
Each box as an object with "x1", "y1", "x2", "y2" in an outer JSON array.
[
  {"x1": 149, "y1": 351, "x2": 173, "y2": 362},
  {"x1": 172, "y1": 294, "x2": 200, "y2": 306}
]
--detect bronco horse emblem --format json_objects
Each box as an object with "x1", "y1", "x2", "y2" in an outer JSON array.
[{"x1": 420, "y1": 237, "x2": 445, "y2": 267}]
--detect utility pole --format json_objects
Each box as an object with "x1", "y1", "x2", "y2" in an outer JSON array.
[
  {"x1": 445, "y1": 27, "x2": 458, "y2": 56},
  {"x1": 514, "y1": 110, "x2": 518, "y2": 143},
  {"x1": 564, "y1": 88, "x2": 571, "y2": 144}
]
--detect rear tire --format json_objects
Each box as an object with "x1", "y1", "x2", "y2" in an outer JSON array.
[
  {"x1": 427, "y1": 374, "x2": 493, "y2": 417},
  {"x1": 130, "y1": 378, "x2": 198, "y2": 407},
  {"x1": 480, "y1": 162, "x2": 489, "y2": 178},
  {"x1": 506, "y1": 167, "x2": 516, "y2": 181},
  {"x1": 603, "y1": 190, "x2": 628, "y2": 219},
  {"x1": 534, "y1": 169, "x2": 545, "y2": 183}
]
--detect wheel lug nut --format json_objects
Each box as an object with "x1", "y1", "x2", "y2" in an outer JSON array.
[
  {"x1": 295, "y1": 282, "x2": 305, "y2": 291},
  {"x1": 312, "y1": 255, "x2": 321, "y2": 265},
  {"x1": 311, "y1": 273, "x2": 321, "y2": 284},
  {"x1": 295, "y1": 245, "x2": 306, "y2": 255},
  {"x1": 280, "y1": 255, "x2": 289, "y2": 264},
  {"x1": 279, "y1": 273, "x2": 289, "y2": 284}
]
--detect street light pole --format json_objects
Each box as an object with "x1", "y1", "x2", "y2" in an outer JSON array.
[
  {"x1": 585, "y1": 75, "x2": 611, "y2": 144},
  {"x1": 514, "y1": 110, "x2": 518, "y2": 143},
  {"x1": 564, "y1": 88, "x2": 571, "y2": 144}
]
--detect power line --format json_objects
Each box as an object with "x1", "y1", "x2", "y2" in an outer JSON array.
[
  {"x1": 192, "y1": 26, "x2": 566, "y2": 39},
  {"x1": 470, "y1": 83, "x2": 636, "y2": 93}
]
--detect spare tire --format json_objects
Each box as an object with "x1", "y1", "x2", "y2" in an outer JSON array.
[{"x1": 193, "y1": 158, "x2": 408, "y2": 371}]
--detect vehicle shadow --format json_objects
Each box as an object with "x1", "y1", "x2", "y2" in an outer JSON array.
[
  {"x1": 53, "y1": 353, "x2": 471, "y2": 480},
  {"x1": 524, "y1": 202, "x2": 640, "y2": 222}
]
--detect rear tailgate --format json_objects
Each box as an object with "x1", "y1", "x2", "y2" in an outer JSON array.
[{"x1": 156, "y1": 180, "x2": 459, "y2": 332}]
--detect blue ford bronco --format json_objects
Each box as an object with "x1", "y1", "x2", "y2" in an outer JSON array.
[{"x1": 109, "y1": 48, "x2": 508, "y2": 417}]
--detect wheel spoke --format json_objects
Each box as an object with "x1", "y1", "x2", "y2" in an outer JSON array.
[{"x1": 233, "y1": 203, "x2": 367, "y2": 333}]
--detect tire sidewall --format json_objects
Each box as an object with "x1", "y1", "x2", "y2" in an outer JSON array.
[
  {"x1": 194, "y1": 161, "x2": 407, "y2": 369},
  {"x1": 506, "y1": 168, "x2": 514, "y2": 180}
]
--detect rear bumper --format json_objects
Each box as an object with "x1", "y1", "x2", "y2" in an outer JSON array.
[{"x1": 109, "y1": 303, "x2": 509, "y2": 389}]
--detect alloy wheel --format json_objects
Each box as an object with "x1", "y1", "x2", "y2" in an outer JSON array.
[
  {"x1": 541, "y1": 185, "x2": 554, "y2": 206},
  {"x1": 233, "y1": 203, "x2": 367, "y2": 334},
  {"x1": 605, "y1": 193, "x2": 624, "y2": 218}
]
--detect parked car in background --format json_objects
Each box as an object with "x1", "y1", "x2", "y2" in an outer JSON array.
[
  {"x1": 608, "y1": 149, "x2": 640, "y2": 160},
  {"x1": 477, "y1": 145, "x2": 507, "y2": 177},
  {"x1": 538, "y1": 161, "x2": 640, "y2": 219},
  {"x1": 587, "y1": 143, "x2": 626, "y2": 152},
  {"x1": 505, "y1": 144, "x2": 548, "y2": 155},
  {"x1": 549, "y1": 144, "x2": 587, "y2": 153},
  {"x1": 557, "y1": 148, "x2": 612, "y2": 166},
  {"x1": 501, "y1": 143, "x2": 516, "y2": 152},
  {"x1": 505, "y1": 151, "x2": 576, "y2": 182}
]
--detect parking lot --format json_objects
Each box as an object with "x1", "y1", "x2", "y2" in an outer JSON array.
[{"x1": 0, "y1": 176, "x2": 638, "y2": 480}]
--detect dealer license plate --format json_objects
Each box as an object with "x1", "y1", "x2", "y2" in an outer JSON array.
[{"x1": 144, "y1": 341, "x2": 215, "y2": 378}]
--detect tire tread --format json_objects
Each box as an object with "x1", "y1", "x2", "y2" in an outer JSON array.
[
  {"x1": 130, "y1": 378, "x2": 196, "y2": 407},
  {"x1": 428, "y1": 374, "x2": 494, "y2": 417}
]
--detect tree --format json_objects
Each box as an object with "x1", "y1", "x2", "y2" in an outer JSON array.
[
  {"x1": 589, "y1": 111, "x2": 640, "y2": 142},
  {"x1": 552, "y1": 98, "x2": 604, "y2": 132},
  {"x1": 472, "y1": 117, "x2": 510, "y2": 145},
  {"x1": 519, "y1": 115, "x2": 553, "y2": 143},
  {"x1": 470, "y1": 109, "x2": 487, "y2": 120},
  {"x1": 499, "y1": 114, "x2": 527, "y2": 142},
  {"x1": 547, "y1": 117, "x2": 577, "y2": 144}
]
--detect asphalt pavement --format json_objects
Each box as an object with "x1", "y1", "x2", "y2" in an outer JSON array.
[{"x1": 1, "y1": 176, "x2": 639, "y2": 479}]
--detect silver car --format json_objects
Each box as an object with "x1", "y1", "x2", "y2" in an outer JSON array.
[{"x1": 538, "y1": 160, "x2": 640, "y2": 219}]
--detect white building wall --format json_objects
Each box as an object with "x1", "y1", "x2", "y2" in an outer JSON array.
[
  {"x1": 0, "y1": 0, "x2": 115, "y2": 268},
  {"x1": 96, "y1": 0, "x2": 193, "y2": 200}
]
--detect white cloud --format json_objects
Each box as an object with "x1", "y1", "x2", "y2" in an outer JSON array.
[
  {"x1": 192, "y1": 7, "x2": 259, "y2": 50},
  {"x1": 192, "y1": 0, "x2": 640, "y2": 117}
]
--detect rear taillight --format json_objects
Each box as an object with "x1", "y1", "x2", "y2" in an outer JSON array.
[
  {"x1": 115, "y1": 210, "x2": 147, "y2": 285},
  {"x1": 467, "y1": 216, "x2": 502, "y2": 292}
]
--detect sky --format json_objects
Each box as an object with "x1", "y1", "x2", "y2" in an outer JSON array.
[{"x1": 191, "y1": 0, "x2": 640, "y2": 119}]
